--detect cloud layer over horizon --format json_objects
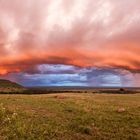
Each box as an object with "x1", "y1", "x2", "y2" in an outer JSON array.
[{"x1": 0, "y1": 0, "x2": 140, "y2": 86}]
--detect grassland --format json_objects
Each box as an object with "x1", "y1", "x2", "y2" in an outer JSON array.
[{"x1": 0, "y1": 93, "x2": 140, "y2": 140}]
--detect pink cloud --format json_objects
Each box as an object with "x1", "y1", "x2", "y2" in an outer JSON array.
[{"x1": 0, "y1": 0, "x2": 140, "y2": 75}]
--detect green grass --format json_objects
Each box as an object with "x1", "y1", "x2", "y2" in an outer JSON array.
[
  {"x1": 0, "y1": 79, "x2": 25, "y2": 93},
  {"x1": 0, "y1": 79, "x2": 22, "y2": 88},
  {"x1": 0, "y1": 93, "x2": 140, "y2": 140}
]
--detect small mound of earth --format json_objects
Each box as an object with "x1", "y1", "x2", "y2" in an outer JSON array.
[
  {"x1": 54, "y1": 95, "x2": 67, "y2": 99},
  {"x1": 117, "y1": 108, "x2": 126, "y2": 113}
]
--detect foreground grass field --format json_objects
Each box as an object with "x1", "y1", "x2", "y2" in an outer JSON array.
[{"x1": 0, "y1": 93, "x2": 140, "y2": 140}]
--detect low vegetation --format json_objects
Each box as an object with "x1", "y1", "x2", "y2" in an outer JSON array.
[
  {"x1": 0, "y1": 79, "x2": 25, "y2": 93},
  {"x1": 0, "y1": 93, "x2": 140, "y2": 140}
]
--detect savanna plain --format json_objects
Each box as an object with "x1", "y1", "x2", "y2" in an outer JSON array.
[{"x1": 0, "y1": 91, "x2": 140, "y2": 140}]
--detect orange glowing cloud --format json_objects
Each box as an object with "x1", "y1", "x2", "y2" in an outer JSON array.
[{"x1": 0, "y1": 0, "x2": 140, "y2": 75}]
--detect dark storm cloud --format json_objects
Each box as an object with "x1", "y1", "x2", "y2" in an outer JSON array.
[{"x1": 0, "y1": 64, "x2": 133, "y2": 87}]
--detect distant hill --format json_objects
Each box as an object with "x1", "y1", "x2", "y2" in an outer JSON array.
[
  {"x1": 0, "y1": 79, "x2": 25, "y2": 93},
  {"x1": 0, "y1": 79, "x2": 22, "y2": 88}
]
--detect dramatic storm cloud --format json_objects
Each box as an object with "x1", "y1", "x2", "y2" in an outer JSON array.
[{"x1": 0, "y1": 0, "x2": 140, "y2": 86}]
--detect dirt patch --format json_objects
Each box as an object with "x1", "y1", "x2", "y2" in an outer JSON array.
[
  {"x1": 53, "y1": 95, "x2": 67, "y2": 99},
  {"x1": 117, "y1": 108, "x2": 126, "y2": 113}
]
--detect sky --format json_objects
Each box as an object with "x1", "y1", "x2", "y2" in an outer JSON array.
[{"x1": 0, "y1": 0, "x2": 140, "y2": 87}]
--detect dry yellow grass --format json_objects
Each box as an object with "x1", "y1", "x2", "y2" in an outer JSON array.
[{"x1": 0, "y1": 93, "x2": 140, "y2": 140}]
